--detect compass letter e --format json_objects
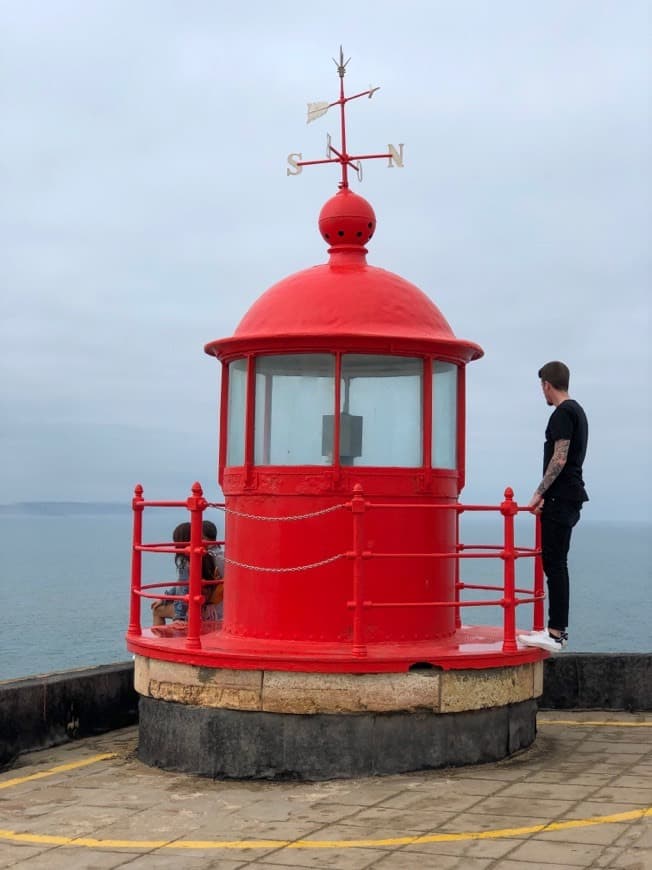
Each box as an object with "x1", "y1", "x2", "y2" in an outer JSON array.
[{"x1": 287, "y1": 153, "x2": 303, "y2": 176}]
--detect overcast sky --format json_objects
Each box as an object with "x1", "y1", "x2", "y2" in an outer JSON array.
[{"x1": 1, "y1": 1, "x2": 649, "y2": 522}]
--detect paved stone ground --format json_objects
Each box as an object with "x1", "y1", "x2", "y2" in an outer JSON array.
[{"x1": 0, "y1": 711, "x2": 650, "y2": 869}]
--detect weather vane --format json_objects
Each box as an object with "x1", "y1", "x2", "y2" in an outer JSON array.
[{"x1": 286, "y1": 47, "x2": 404, "y2": 188}]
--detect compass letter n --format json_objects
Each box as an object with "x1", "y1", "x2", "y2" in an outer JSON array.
[
  {"x1": 387, "y1": 143, "x2": 405, "y2": 168},
  {"x1": 287, "y1": 153, "x2": 303, "y2": 176}
]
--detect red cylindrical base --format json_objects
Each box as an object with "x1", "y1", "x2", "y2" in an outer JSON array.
[{"x1": 220, "y1": 468, "x2": 459, "y2": 648}]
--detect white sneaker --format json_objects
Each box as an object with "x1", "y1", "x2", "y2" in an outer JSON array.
[{"x1": 518, "y1": 630, "x2": 568, "y2": 652}]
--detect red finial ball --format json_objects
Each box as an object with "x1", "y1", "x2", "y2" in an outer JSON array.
[{"x1": 318, "y1": 188, "x2": 376, "y2": 248}]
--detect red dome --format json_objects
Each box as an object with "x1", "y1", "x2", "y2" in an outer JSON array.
[
  {"x1": 237, "y1": 263, "x2": 452, "y2": 339},
  {"x1": 205, "y1": 191, "x2": 483, "y2": 362}
]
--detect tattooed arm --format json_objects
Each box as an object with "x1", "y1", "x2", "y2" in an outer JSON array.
[{"x1": 528, "y1": 439, "x2": 570, "y2": 510}]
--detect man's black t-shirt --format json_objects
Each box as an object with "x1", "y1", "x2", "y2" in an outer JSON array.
[{"x1": 543, "y1": 399, "x2": 589, "y2": 503}]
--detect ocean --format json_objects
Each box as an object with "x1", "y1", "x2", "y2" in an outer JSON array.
[{"x1": 1, "y1": 511, "x2": 649, "y2": 682}]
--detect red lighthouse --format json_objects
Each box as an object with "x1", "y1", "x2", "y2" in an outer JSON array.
[{"x1": 131, "y1": 51, "x2": 546, "y2": 779}]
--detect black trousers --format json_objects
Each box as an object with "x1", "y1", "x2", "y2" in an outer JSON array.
[{"x1": 540, "y1": 497, "x2": 582, "y2": 632}]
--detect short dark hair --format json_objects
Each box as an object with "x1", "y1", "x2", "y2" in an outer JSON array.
[
  {"x1": 202, "y1": 520, "x2": 217, "y2": 541},
  {"x1": 172, "y1": 522, "x2": 191, "y2": 544},
  {"x1": 538, "y1": 361, "x2": 569, "y2": 391},
  {"x1": 172, "y1": 520, "x2": 218, "y2": 580}
]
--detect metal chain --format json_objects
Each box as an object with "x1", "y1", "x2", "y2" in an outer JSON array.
[
  {"x1": 223, "y1": 553, "x2": 345, "y2": 573},
  {"x1": 204, "y1": 502, "x2": 346, "y2": 521}
]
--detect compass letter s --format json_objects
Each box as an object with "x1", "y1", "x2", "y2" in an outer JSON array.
[{"x1": 287, "y1": 153, "x2": 303, "y2": 176}]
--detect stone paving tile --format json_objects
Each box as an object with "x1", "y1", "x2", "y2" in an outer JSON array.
[
  {"x1": 592, "y1": 844, "x2": 652, "y2": 869},
  {"x1": 333, "y1": 805, "x2": 459, "y2": 831},
  {"x1": 261, "y1": 782, "x2": 404, "y2": 808},
  {"x1": 1, "y1": 784, "x2": 80, "y2": 813},
  {"x1": 389, "y1": 835, "x2": 526, "y2": 860},
  {"x1": 609, "y1": 774, "x2": 652, "y2": 789},
  {"x1": 524, "y1": 771, "x2": 625, "y2": 786},
  {"x1": 497, "y1": 838, "x2": 606, "y2": 867},
  {"x1": 253, "y1": 805, "x2": 357, "y2": 829},
  {"x1": 369, "y1": 850, "x2": 494, "y2": 869},
  {"x1": 0, "y1": 845, "x2": 59, "y2": 869},
  {"x1": 595, "y1": 847, "x2": 652, "y2": 870},
  {"x1": 36, "y1": 793, "x2": 134, "y2": 817},
  {"x1": 276, "y1": 823, "x2": 398, "y2": 852},
  {"x1": 563, "y1": 801, "x2": 651, "y2": 820},
  {"x1": 424, "y1": 775, "x2": 512, "y2": 796},
  {"x1": 591, "y1": 846, "x2": 624, "y2": 869},
  {"x1": 491, "y1": 863, "x2": 584, "y2": 870},
  {"x1": 234, "y1": 864, "x2": 316, "y2": 870},
  {"x1": 442, "y1": 766, "x2": 534, "y2": 782},
  {"x1": 625, "y1": 821, "x2": 652, "y2": 850},
  {"x1": 252, "y1": 845, "x2": 392, "y2": 868},
  {"x1": 0, "y1": 803, "x2": 139, "y2": 838},
  {"x1": 3, "y1": 846, "x2": 146, "y2": 869},
  {"x1": 195, "y1": 821, "x2": 326, "y2": 842},
  {"x1": 591, "y1": 786, "x2": 652, "y2": 804},
  {"x1": 573, "y1": 741, "x2": 651, "y2": 755},
  {"x1": 488, "y1": 780, "x2": 597, "y2": 801},
  {"x1": 465, "y1": 793, "x2": 576, "y2": 818},
  {"x1": 371, "y1": 790, "x2": 486, "y2": 813},
  {"x1": 526, "y1": 821, "x2": 631, "y2": 846},
  {"x1": 122, "y1": 847, "x2": 257, "y2": 868},
  {"x1": 134, "y1": 857, "x2": 247, "y2": 870},
  {"x1": 614, "y1": 822, "x2": 652, "y2": 853},
  {"x1": 93, "y1": 808, "x2": 302, "y2": 844},
  {"x1": 434, "y1": 810, "x2": 545, "y2": 833}
]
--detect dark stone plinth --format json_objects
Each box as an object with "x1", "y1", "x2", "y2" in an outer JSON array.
[
  {"x1": 138, "y1": 696, "x2": 537, "y2": 780},
  {"x1": 541, "y1": 653, "x2": 652, "y2": 711}
]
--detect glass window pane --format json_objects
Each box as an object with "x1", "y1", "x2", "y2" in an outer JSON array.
[
  {"x1": 432, "y1": 361, "x2": 457, "y2": 469},
  {"x1": 341, "y1": 355, "x2": 422, "y2": 466},
  {"x1": 254, "y1": 354, "x2": 335, "y2": 465},
  {"x1": 226, "y1": 359, "x2": 247, "y2": 466}
]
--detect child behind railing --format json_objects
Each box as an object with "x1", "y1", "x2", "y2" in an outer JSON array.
[{"x1": 151, "y1": 521, "x2": 224, "y2": 625}]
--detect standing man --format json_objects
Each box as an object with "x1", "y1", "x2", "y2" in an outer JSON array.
[{"x1": 520, "y1": 361, "x2": 588, "y2": 652}]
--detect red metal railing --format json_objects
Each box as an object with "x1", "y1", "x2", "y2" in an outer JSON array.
[
  {"x1": 128, "y1": 482, "x2": 225, "y2": 649},
  {"x1": 346, "y1": 484, "x2": 543, "y2": 655},
  {"x1": 128, "y1": 482, "x2": 544, "y2": 653}
]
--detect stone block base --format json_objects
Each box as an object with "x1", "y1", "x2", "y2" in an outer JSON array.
[{"x1": 134, "y1": 657, "x2": 543, "y2": 714}]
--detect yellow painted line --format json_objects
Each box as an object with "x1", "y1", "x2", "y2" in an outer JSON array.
[
  {"x1": 0, "y1": 753, "x2": 116, "y2": 790},
  {"x1": 0, "y1": 807, "x2": 650, "y2": 851},
  {"x1": 539, "y1": 719, "x2": 652, "y2": 727}
]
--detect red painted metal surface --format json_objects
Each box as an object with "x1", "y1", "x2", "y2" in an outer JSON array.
[
  {"x1": 205, "y1": 252, "x2": 482, "y2": 361},
  {"x1": 126, "y1": 482, "x2": 547, "y2": 671}
]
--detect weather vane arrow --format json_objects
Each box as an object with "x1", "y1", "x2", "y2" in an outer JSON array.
[{"x1": 287, "y1": 46, "x2": 405, "y2": 188}]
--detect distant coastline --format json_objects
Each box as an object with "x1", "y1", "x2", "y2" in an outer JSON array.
[
  {"x1": 0, "y1": 502, "x2": 130, "y2": 517},
  {"x1": 0, "y1": 501, "x2": 649, "y2": 525}
]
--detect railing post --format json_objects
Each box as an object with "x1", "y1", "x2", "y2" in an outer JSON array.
[
  {"x1": 185, "y1": 481, "x2": 206, "y2": 650},
  {"x1": 128, "y1": 484, "x2": 144, "y2": 637},
  {"x1": 350, "y1": 483, "x2": 367, "y2": 657},
  {"x1": 454, "y1": 505, "x2": 462, "y2": 630},
  {"x1": 500, "y1": 487, "x2": 518, "y2": 653},
  {"x1": 533, "y1": 513, "x2": 544, "y2": 631}
]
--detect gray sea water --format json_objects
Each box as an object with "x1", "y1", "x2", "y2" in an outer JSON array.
[{"x1": 0, "y1": 511, "x2": 649, "y2": 682}]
